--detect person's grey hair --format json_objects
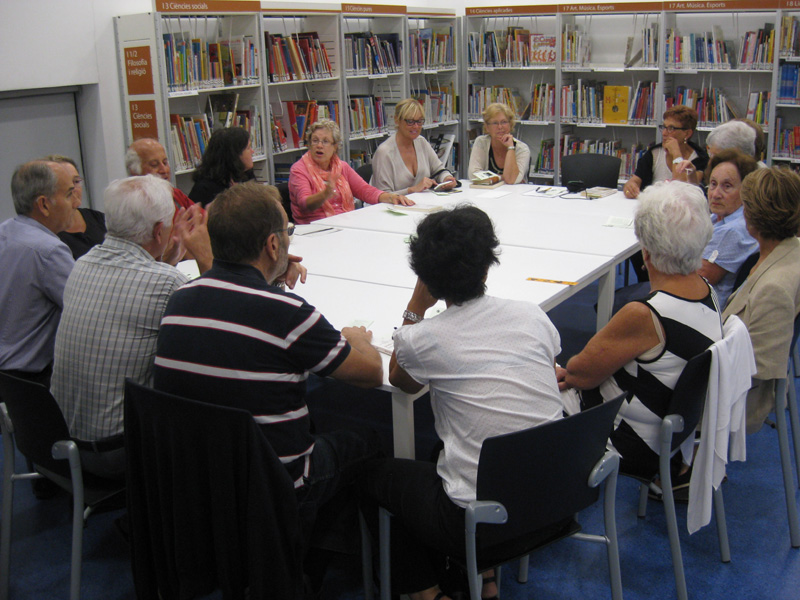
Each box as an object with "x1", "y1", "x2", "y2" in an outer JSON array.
[
  {"x1": 706, "y1": 121, "x2": 756, "y2": 157},
  {"x1": 103, "y1": 175, "x2": 174, "y2": 245},
  {"x1": 124, "y1": 146, "x2": 143, "y2": 175},
  {"x1": 634, "y1": 181, "x2": 713, "y2": 275},
  {"x1": 304, "y1": 119, "x2": 342, "y2": 147},
  {"x1": 10, "y1": 161, "x2": 59, "y2": 216}
]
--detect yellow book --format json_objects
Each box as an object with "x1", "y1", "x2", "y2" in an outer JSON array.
[{"x1": 603, "y1": 86, "x2": 630, "y2": 125}]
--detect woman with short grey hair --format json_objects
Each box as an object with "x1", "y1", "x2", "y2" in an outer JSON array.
[
  {"x1": 705, "y1": 120, "x2": 756, "y2": 158},
  {"x1": 558, "y1": 180, "x2": 723, "y2": 481}
]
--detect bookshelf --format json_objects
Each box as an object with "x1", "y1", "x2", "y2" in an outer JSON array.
[
  {"x1": 115, "y1": 1, "x2": 269, "y2": 193},
  {"x1": 774, "y1": 7, "x2": 800, "y2": 166},
  {"x1": 463, "y1": 1, "x2": 788, "y2": 186},
  {"x1": 261, "y1": 3, "x2": 344, "y2": 183}
]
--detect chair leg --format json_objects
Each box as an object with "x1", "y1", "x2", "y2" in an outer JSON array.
[
  {"x1": 517, "y1": 554, "x2": 529, "y2": 583},
  {"x1": 359, "y1": 512, "x2": 374, "y2": 600},
  {"x1": 786, "y1": 363, "x2": 800, "y2": 488},
  {"x1": 378, "y1": 508, "x2": 391, "y2": 600},
  {"x1": 712, "y1": 487, "x2": 731, "y2": 563},
  {"x1": 637, "y1": 483, "x2": 649, "y2": 518},
  {"x1": 774, "y1": 379, "x2": 800, "y2": 548},
  {"x1": 1, "y1": 432, "x2": 15, "y2": 600},
  {"x1": 64, "y1": 447, "x2": 85, "y2": 600},
  {"x1": 793, "y1": 342, "x2": 800, "y2": 374},
  {"x1": 604, "y1": 471, "x2": 623, "y2": 600},
  {"x1": 660, "y1": 446, "x2": 688, "y2": 600}
]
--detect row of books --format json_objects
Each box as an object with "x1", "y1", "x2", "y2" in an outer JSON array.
[
  {"x1": 532, "y1": 137, "x2": 645, "y2": 179},
  {"x1": 270, "y1": 100, "x2": 340, "y2": 151},
  {"x1": 163, "y1": 33, "x2": 259, "y2": 92},
  {"x1": 663, "y1": 86, "x2": 737, "y2": 126},
  {"x1": 664, "y1": 28, "x2": 735, "y2": 69},
  {"x1": 344, "y1": 32, "x2": 402, "y2": 76},
  {"x1": 779, "y1": 64, "x2": 800, "y2": 104},
  {"x1": 773, "y1": 117, "x2": 800, "y2": 159},
  {"x1": 467, "y1": 29, "x2": 556, "y2": 68},
  {"x1": 780, "y1": 15, "x2": 800, "y2": 58},
  {"x1": 562, "y1": 26, "x2": 590, "y2": 66},
  {"x1": 522, "y1": 84, "x2": 556, "y2": 122},
  {"x1": 561, "y1": 81, "x2": 602, "y2": 123},
  {"x1": 639, "y1": 23, "x2": 659, "y2": 67},
  {"x1": 745, "y1": 91, "x2": 771, "y2": 126},
  {"x1": 739, "y1": 23, "x2": 775, "y2": 69},
  {"x1": 264, "y1": 32, "x2": 333, "y2": 83},
  {"x1": 349, "y1": 96, "x2": 389, "y2": 138},
  {"x1": 466, "y1": 84, "x2": 525, "y2": 119},
  {"x1": 409, "y1": 27, "x2": 455, "y2": 71},
  {"x1": 412, "y1": 83, "x2": 457, "y2": 124}
]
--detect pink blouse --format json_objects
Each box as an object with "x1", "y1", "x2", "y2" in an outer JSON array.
[{"x1": 288, "y1": 157, "x2": 383, "y2": 224}]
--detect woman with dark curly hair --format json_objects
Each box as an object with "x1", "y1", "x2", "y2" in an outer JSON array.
[
  {"x1": 188, "y1": 127, "x2": 255, "y2": 206},
  {"x1": 363, "y1": 205, "x2": 563, "y2": 600},
  {"x1": 623, "y1": 105, "x2": 709, "y2": 199},
  {"x1": 723, "y1": 166, "x2": 800, "y2": 432}
]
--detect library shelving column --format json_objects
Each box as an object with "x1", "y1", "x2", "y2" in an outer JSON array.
[
  {"x1": 557, "y1": 3, "x2": 663, "y2": 185},
  {"x1": 463, "y1": 5, "x2": 560, "y2": 183},
  {"x1": 261, "y1": 3, "x2": 344, "y2": 184},
  {"x1": 773, "y1": 4, "x2": 800, "y2": 167},
  {"x1": 662, "y1": 1, "x2": 777, "y2": 156},
  {"x1": 115, "y1": 1, "x2": 269, "y2": 194},
  {"x1": 406, "y1": 7, "x2": 461, "y2": 175},
  {"x1": 340, "y1": 4, "x2": 409, "y2": 170}
]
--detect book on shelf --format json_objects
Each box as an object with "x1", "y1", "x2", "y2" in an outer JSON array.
[
  {"x1": 207, "y1": 92, "x2": 239, "y2": 130},
  {"x1": 602, "y1": 86, "x2": 630, "y2": 125}
]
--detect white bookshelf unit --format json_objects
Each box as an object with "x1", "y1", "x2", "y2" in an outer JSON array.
[{"x1": 115, "y1": 0, "x2": 269, "y2": 193}]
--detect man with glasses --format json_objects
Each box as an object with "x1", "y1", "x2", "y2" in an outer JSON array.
[
  {"x1": 623, "y1": 105, "x2": 708, "y2": 199},
  {"x1": 153, "y1": 182, "x2": 383, "y2": 589}
]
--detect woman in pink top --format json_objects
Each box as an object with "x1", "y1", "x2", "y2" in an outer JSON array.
[{"x1": 289, "y1": 120, "x2": 413, "y2": 224}]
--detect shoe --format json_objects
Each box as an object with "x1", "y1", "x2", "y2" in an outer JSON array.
[{"x1": 648, "y1": 468, "x2": 692, "y2": 504}]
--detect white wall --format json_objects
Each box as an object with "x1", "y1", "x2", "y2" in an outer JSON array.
[{"x1": 1, "y1": 0, "x2": 476, "y2": 205}]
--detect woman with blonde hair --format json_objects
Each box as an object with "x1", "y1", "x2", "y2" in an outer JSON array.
[
  {"x1": 371, "y1": 98, "x2": 457, "y2": 194},
  {"x1": 289, "y1": 120, "x2": 413, "y2": 224},
  {"x1": 467, "y1": 102, "x2": 530, "y2": 184}
]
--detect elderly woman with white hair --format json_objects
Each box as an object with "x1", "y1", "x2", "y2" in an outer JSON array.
[
  {"x1": 705, "y1": 120, "x2": 757, "y2": 158},
  {"x1": 558, "y1": 180, "x2": 723, "y2": 480}
]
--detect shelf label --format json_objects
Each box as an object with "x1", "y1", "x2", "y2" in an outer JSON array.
[
  {"x1": 124, "y1": 46, "x2": 154, "y2": 96},
  {"x1": 665, "y1": 0, "x2": 778, "y2": 10},
  {"x1": 129, "y1": 100, "x2": 159, "y2": 141},
  {"x1": 467, "y1": 5, "x2": 560, "y2": 15},
  {"x1": 155, "y1": 1, "x2": 260, "y2": 12},
  {"x1": 559, "y1": 2, "x2": 663, "y2": 12},
  {"x1": 342, "y1": 3, "x2": 406, "y2": 15}
]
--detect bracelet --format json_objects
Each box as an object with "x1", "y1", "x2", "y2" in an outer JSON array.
[
  {"x1": 402, "y1": 309, "x2": 424, "y2": 323},
  {"x1": 507, "y1": 146, "x2": 515, "y2": 151}
]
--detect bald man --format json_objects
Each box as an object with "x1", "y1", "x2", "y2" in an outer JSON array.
[{"x1": 125, "y1": 138, "x2": 194, "y2": 210}]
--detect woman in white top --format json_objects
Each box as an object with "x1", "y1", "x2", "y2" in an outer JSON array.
[
  {"x1": 370, "y1": 98, "x2": 458, "y2": 195},
  {"x1": 467, "y1": 102, "x2": 530, "y2": 184}
]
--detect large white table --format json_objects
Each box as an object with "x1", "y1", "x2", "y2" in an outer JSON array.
[{"x1": 291, "y1": 184, "x2": 640, "y2": 458}]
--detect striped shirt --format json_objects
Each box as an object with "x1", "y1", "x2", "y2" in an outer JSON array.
[
  {"x1": 601, "y1": 288, "x2": 723, "y2": 457},
  {"x1": 153, "y1": 260, "x2": 350, "y2": 488},
  {"x1": 52, "y1": 236, "x2": 188, "y2": 440}
]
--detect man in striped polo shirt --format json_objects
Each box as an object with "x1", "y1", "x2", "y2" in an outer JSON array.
[{"x1": 153, "y1": 182, "x2": 383, "y2": 582}]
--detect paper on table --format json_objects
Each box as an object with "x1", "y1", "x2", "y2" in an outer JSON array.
[
  {"x1": 176, "y1": 259, "x2": 200, "y2": 280},
  {"x1": 476, "y1": 189, "x2": 512, "y2": 199},
  {"x1": 386, "y1": 204, "x2": 444, "y2": 214},
  {"x1": 604, "y1": 216, "x2": 634, "y2": 229},
  {"x1": 522, "y1": 186, "x2": 564, "y2": 198}
]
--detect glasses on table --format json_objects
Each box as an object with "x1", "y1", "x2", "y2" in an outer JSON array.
[
  {"x1": 658, "y1": 125, "x2": 689, "y2": 133},
  {"x1": 403, "y1": 118, "x2": 425, "y2": 126}
]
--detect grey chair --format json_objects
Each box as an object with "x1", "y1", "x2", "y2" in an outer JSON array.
[
  {"x1": 560, "y1": 153, "x2": 622, "y2": 189},
  {"x1": 356, "y1": 163, "x2": 373, "y2": 184},
  {"x1": 379, "y1": 394, "x2": 625, "y2": 600},
  {"x1": 629, "y1": 349, "x2": 731, "y2": 600},
  {"x1": 0, "y1": 373, "x2": 125, "y2": 600},
  {"x1": 732, "y1": 251, "x2": 759, "y2": 294},
  {"x1": 276, "y1": 181, "x2": 294, "y2": 222}
]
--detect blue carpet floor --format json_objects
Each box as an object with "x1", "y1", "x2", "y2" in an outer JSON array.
[{"x1": 2, "y1": 280, "x2": 800, "y2": 599}]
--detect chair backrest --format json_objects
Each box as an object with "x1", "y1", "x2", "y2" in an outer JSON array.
[
  {"x1": 356, "y1": 163, "x2": 373, "y2": 184},
  {"x1": 732, "y1": 252, "x2": 759, "y2": 294},
  {"x1": 275, "y1": 182, "x2": 293, "y2": 222},
  {"x1": 560, "y1": 153, "x2": 622, "y2": 189},
  {"x1": 475, "y1": 394, "x2": 624, "y2": 550},
  {"x1": 124, "y1": 381, "x2": 304, "y2": 600},
  {"x1": 666, "y1": 350, "x2": 713, "y2": 451},
  {"x1": 0, "y1": 373, "x2": 73, "y2": 478}
]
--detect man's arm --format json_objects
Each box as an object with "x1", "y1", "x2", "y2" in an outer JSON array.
[
  {"x1": 330, "y1": 326, "x2": 383, "y2": 388},
  {"x1": 388, "y1": 278, "x2": 437, "y2": 394},
  {"x1": 698, "y1": 259, "x2": 728, "y2": 286}
]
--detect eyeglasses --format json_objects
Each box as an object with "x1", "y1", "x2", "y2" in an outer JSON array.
[
  {"x1": 273, "y1": 223, "x2": 296, "y2": 237},
  {"x1": 310, "y1": 138, "x2": 334, "y2": 147},
  {"x1": 658, "y1": 125, "x2": 689, "y2": 133},
  {"x1": 73, "y1": 177, "x2": 83, "y2": 186},
  {"x1": 403, "y1": 118, "x2": 425, "y2": 126},
  {"x1": 488, "y1": 120, "x2": 510, "y2": 127}
]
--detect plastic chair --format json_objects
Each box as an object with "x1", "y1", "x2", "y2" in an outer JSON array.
[
  {"x1": 732, "y1": 251, "x2": 759, "y2": 294},
  {"x1": 379, "y1": 394, "x2": 625, "y2": 600},
  {"x1": 356, "y1": 163, "x2": 373, "y2": 184},
  {"x1": 0, "y1": 373, "x2": 125, "y2": 600},
  {"x1": 124, "y1": 381, "x2": 375, "y2": 600},
  {"x1": 560, "y1": 153, "x2": 622, "y2": 189},
  {"x1": 628, "y1": 350, "x2": 731, "y2": 600},
  {"x1": 276, "y1": 181, "x2": 294, "y2": 223}
]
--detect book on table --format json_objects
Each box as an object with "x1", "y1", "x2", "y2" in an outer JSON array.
[{"x1": 470, "y1": 170, "x2": 503, "y2": 189}]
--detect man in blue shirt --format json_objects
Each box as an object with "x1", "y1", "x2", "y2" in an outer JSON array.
[{"x1": 0, "y1": 160, "x2": 77, "y2": 386}]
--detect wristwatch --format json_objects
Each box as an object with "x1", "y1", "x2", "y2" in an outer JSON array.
[{"x1": 402, "y1": 309, "x2": 424, "y2": 323}]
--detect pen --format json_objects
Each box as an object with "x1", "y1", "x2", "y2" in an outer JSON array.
[{"x1": 526, "y1": 277, "x2": 578, "y2": 285}]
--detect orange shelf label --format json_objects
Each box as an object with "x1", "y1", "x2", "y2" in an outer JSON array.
[
  {"x1": 155, "y1": 1, "x2": 259, "y2": 13},
  {"x1": 124, "y1": 46, "x2": 154, "y2": 96},
  {"x1": 342, "y1": 3, "x2": 407, "y2": 14},
  {"x1": 129, "y1": 100, "x2": 159, "y2": 141}
]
